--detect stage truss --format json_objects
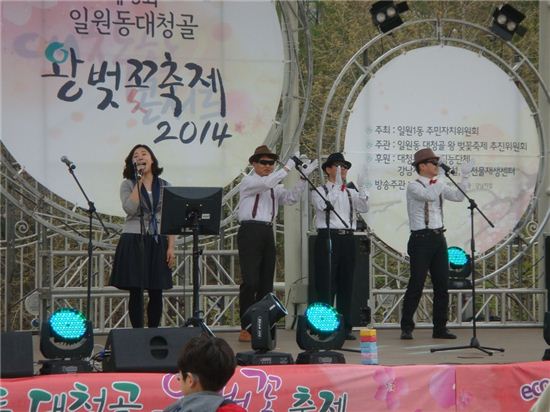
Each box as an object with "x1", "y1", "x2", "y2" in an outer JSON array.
[{"x1": 317, "y1": 18, "x2": 549, "y2": 327}]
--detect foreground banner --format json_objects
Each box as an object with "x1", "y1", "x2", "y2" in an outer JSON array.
[{"x1": 1, "y1": 362, "x2": 548, "y2": 411}]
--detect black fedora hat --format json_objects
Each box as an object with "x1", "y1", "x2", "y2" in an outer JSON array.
[
  {"x1": 248, "y1": 145, "x2": 279, "y2": 164},
  {"x1": 321, "y1": 152, "x2": 352, "y2": 171}
]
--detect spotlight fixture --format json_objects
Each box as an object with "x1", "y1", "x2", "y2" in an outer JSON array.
[
  {"x1": 448, "y1": 246, "x2": 472, "y2": 289},
  {"x1": 369, "y1": 1, "x2": 409, "y2": 33},
  {"x1": 490, "y1": 4, "x2": 526, "y2": 41},
  {"x1": 39, "y1": 307, "x2": 94, "y2": 374},
  {"x1": 236, "y1": 293, "x2": 293, "y2": 365},
  {"x1": 296, "y1": 302, "x2": 346, "y2": 364}
]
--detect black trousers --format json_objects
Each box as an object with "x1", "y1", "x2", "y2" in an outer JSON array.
[
  {"x1": 401, "y1": 230, "x2": 450, "y2": 332},
  {"x1": 314, "y1": 231, "x2": 356, "y2": 332},
  {"x1": 237, "y1": 223, "x2": 276, "y2": 319}
]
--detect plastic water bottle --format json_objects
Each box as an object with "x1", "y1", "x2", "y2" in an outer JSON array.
[{"x1": 360, "y1": 328, "x2": 378, "y2": 365}]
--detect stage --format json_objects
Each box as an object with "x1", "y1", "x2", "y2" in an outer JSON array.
[{"x1": 2, "y1": 327, "x2": 548, "y2": 411}]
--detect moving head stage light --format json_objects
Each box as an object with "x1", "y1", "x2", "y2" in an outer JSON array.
[
  {"x1": 39, "y1": 307, "x2": 94, "y2": 374},
  {"x1": 236, "y1": 293, "x2": 293, "y2": 365},
  {"x1": 296, "y1": 302, "x2": 346, "y2": 364},
  {"x1": 448, "y1": 246, "x2": 472, "y2": 289}
]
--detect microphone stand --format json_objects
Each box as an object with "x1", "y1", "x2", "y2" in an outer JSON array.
[
  {"x1": 62, "y1": 162, "x2": 110, "y2": 322},
  {"x1": 431, "y1": 171, "x2": 504, "y2": 355},
  {"x1": 183, "y1": 210, "x2": 214, "y2": 336},
  {"x1": 290, "y1": 160, "x2": 348, "y2": 319},
  {"x1": 134, "y1": 164, "x2": 146, "y2": 328}
]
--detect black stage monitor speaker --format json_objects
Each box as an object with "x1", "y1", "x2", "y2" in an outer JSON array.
[
  {"x1": 308, "y1": 234, "x2": 371, "y2": 326},
  {"x1": 1, "y1": 331, "x2": 34, "y2": 377},
  {"x1": 103, "y1": 327, "x2": 202, "y2": 372},
  {"x1": 545, "y1": 234, "x2": 550, "y2": 311}
]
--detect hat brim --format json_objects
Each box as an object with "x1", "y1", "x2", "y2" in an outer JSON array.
[
  {"x1": 249, "y1": 153, "x2": 279, "y2": 164},
  {"x1": 411, "y1": 156, "x2": 439, "y2": 166},
  {"x1": 321, "y1": 160, "x2": 352, "y2": 171}
]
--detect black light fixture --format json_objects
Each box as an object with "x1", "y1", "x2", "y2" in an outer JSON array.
[
  {"x1": 447, "y1": 246, "x2": 472, "y2": 289},
  {"x1": 369, "y1": 1, "x2": 409, "y2": 33},
  {"x1": 490, "y1": 4, "x2": 526, "y2": 41},
  {"x1": 296, "y1": 302, "x2": 346, "y2": 364},
  {"x1": 236, "y1": 293, "x2": 293, "y2": 365},
  {"x1": 39, "y1": 307, "x2": 94, "y2": 374}
]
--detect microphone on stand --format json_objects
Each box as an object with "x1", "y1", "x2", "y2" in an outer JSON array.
[
  {"x1": 438, "y1": 160, "x2": 456, "y2": 175},
  {"x1": 291, "y1": 155, "x2": 309, "y2": 169},
  {"x1": 60, "y1": 156, "x2": 76, "y2": 170}
]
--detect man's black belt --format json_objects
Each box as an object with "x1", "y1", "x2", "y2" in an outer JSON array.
[
  {"x1": 240, "y1": 220, "x2": 273, "y2": 227},
  {"x1": 411, "y1": 228, "x2": 446, "y2": 235},
  {"x1": 317, "y1": 228, "x2": 354, "y2": 235}
]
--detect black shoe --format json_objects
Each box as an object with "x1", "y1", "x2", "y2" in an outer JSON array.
[
  {"x1": 345, "y1": 333, "x2": 357, "y2": 340},
  {"x1": 432, "y1": 329, "x2": 457, "y2": 339},
  {"x1": 400, "y1": 330, "x2": 413, "y2": 340}
]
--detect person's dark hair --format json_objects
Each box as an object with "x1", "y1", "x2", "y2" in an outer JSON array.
[
  {"x1": 122, "y1": 144, "x2": 164, "y2": 179},
  {"x1": 177, "y1": 335, "x2": 236, "y2": 392}
]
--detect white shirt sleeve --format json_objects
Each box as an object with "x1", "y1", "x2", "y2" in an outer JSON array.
[{"x1": 239, "y1": 168, "x2": 288, "y2": 197}]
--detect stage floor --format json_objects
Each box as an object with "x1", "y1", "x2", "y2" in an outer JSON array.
[
  {"x1": 12, "y1": 327, "x2": 548, "y2": 411},
  {"x1": 31, "y1": 326, "x2": 548, "y2": 368},
  {"x1": 226, "y1": 327, "x2": 548, "y2": 365}
]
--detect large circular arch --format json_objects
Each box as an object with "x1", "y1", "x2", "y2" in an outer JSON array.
[{"x1": 317, "y1": 18, "x2": 549, "y2": 280}]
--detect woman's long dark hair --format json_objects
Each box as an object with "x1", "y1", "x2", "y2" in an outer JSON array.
[{"x1": 122, "y1": 144, "x2": 164, "y2": 179}]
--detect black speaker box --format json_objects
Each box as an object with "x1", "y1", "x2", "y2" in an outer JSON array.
[
  {"x1": 308, "y1": 234, "x2": 371, "y2": 326},
  {"x1": 102, "y1": 327, "x2": 202, "y2": 372},
  {"x1": 1, "y1": 331, "x2": 34, "y2": 377},
  {"x1": 545, "y1": 235, "x2": 550, "y2": 311},
  {"x1": 544, "y1": 311, "x2": 550, "y2": 346}
]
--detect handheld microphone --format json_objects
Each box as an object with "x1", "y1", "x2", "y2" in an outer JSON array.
[
  {"x1": 133, "y1": 162, "x2": 143, "y2": 179},
  {"x1": 438, "y1": 160, "x2": 456, "y2": 175},
  {"x1": 291, "y1": 155, "x2": 307, "y2": 168},
  {"x1": 60, "y1": 156, "x2": 76, "y2": 170}
]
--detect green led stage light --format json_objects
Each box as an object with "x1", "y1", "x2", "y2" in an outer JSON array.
[
  {"x1": 296, "y1": 303, "x2": 346, "y2": 364},
  {"x1": 49, "y1": 308, "x2": 88, "y2": 343},
  {"x1": 448, "y1": 246, "x2": 468, "y2": 267},
  {"x1": 305, "y1": 302, "x2": 341, "y2": 334},
  {"x1": 39, "y1": 307, "x2": 94, "y2": 374},
  {"x1": 448, "y1": 246, "x2": 472, "y2": 289}
]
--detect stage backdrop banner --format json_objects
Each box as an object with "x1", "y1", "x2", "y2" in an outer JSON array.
[
  {"x1": 1, "y1": 1, "x2": 284, "y2": 215},
  {"x1": 344, "y1": 45, "x2": 540, "y2": 255},
  {"x1": 1, "y1": 362, "x2": 547, "y2": 411}
]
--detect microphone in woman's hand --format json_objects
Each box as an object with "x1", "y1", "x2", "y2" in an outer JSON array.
[{"x1": 133, "y1": 162, "x2": 143, "y2": 179}]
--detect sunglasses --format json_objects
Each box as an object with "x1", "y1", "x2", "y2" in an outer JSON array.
[
  {"x1": 333, "y1": 163, "x2": 349, "y2": 170},
  {"x1": 424, "y1": 160, "x2": 439, "y2": 166},
  {"x1": 257, "y1": 159, "x2": 276, "y2": 166}
]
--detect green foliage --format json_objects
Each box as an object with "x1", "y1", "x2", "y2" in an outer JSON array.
[{"x1": 299, "y1": 0, "x2": 540, "y2": 158}]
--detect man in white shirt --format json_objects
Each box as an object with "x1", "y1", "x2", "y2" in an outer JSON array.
[
  {"x1": 401, "y1": 148, "x2": 469, "y2": 340},
  {"x1": 311, "y1": 152, "x2": 369, "y2": 340},
  {"x1": 237, "y1": 145, "x2": 316, "y2": 342}
]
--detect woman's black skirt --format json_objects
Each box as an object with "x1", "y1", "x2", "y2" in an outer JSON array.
[{"x1": 110, "y1": 233, "x2": 173, "y2": 290}]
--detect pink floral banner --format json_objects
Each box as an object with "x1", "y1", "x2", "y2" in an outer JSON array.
[{"x1": 1, "y1": 362, "x2": 548, "y2": 411}]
